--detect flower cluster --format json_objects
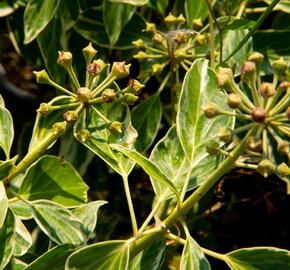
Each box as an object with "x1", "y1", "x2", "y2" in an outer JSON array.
[
  {"x1": 132, "y1": 13, "x2": 207, "y2": 78},
  {"x1": 33, "y1": 43, "x2": 144, "y2": 135},
  {"x1": 204, "y1": 53, "x2": 290, "y2": 181}
]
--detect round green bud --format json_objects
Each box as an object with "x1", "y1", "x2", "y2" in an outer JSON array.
[
  {"x1": 203, "y1": 102, "x2": 220, "y2": 118},
  {"x1": 145, "y1": 22, "x2": 156, "y2": 33},
  {"x1": 123, "y1": 93, "x2": 138, "y2": 105},
  {"x1": 206, "y1": 140, "x2": 220, "y2": 155},
  {"x1": 259, "y1": 82, "x2": 275, "y2": 98},
  {"x1": 110, "y1": 121, "x2": 123, "y2": 134},
  {"x1": 111, "y1": 62, "x2": 130, "y2": 78},
  {"x1": 133, "y1": 51, "x2": 149, "y2": 60},
  {"x1": 152, "y1": 33, "x2": 165, "y2": 45},
  {"x1": 241, "y1": 61, "x2": 256, "y2": 84},
  {"x1": 33, "y1": 70, "x2": 51, "y2": 84},
  {"x1": 132, "y1": 39, "x2": 145, "y2": 49},
  {"x1": 227, "y1": 93, "x2": 241, "y2": 109},
  {"x1": 257, "y1": 159, "x2": 275, "y2": 178},
  {"x1": 251, "y1": 107, "x2": 266, "y2": 122},
  {"x1": 77, "y1": 87, "x2": 92, "y2": 103},
  {"x1": 218, "y1": 127, "x2": 232, "y2": 143},
  {"x1": 152, "y1": 63, "x2": 165, "y2": 74},
  {"x1": 215, "y1": 66, "x2": 235, "y2": 91},
  {"x1": 63, "y1": 111, "x2": 78, "y2": 124},
  {"x1": 277, "y1": 140, "x2": 290, "y2": 155},
  {"x1": 52, "y1": 121, "x2": 67, "y2": 136},
  {"x1": 102, "y1": 88, "x2": 116, "y2": 103},
  {"x1": 272, "y1": 58, "x2": 287, "y2": 77},
  {"x1": 127, "y1": 79, "x2": 145, "y2": 95},
  {"x1": 276, "y1": 163, "x2": 290, "y2": 178},
  {"x1": 195, "y1": 34, "x2": 207, "y2": 45},
  {"x1": 37, "y1": 103, "x2": 51, "y2": 117},
  {"x1": 192, "y1": 18, "x2": 203, "y2": 29},
  {"x1": 82, "y1": 42, "x2": 97, "y2": 63},
  {"x1": 278, "y1": 81, "x2": 290, "y2": 91},
  {"x1": 57, "y1": 51, "x2": 73, "y2": 67},
  {"x1": 174, "y1": 32, "x2": 188, "y2": 44},
  {"x1": 248, "y1": 52, "x2": 264, "y2": 65},
  {"x1": 76, "y1": 129, "x2": 91, "y2": 142}
]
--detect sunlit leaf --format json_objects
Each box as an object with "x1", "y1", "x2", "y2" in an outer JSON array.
[
  {"x1": 0, "y1": 105, "x2": 14, "y2": 158},
  {"x1": 24, "y1": 244, "x2": 74, "y2": 270},
  {"x1": 65, "y1": 240, "x2": 129, "y2": 270},
  {"x1": 225, "y1": 247, "x2": 290, "y2": 270},
  {"x1": 19, "y1": 155, "x2": 88, "y2": 207},
  {"x1": 31, "y1": 200, "x2": 85, "y2": 246},
  {"x1": 23, "y1": 0, "x2": 60, "y2": 44},
  {"x1": 108, "y1": 0, "x2": 148, "y2": 6},
  {"x1": 14, "y1": 217, "x2": 32, "y2": 256},
  {"x1": 0, "y1": 156, "x2": 17, "y2": 180},
  {"x1": 0, "y1": 182, "x2": 8, "y2": 228},
  {"x1": 185, "y1": 0, "x2": 208, "y2": 26}
]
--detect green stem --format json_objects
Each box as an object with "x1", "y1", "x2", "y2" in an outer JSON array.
[
  {"x1": 122, "y1": 174, "x2": 138, "y2": 236},
  {"x1": 67, "y1": 66, "x2": 81, "y2": 91},
  {"x1": 3, "y1": 122, "x2": 67, "y2": 185},
  {"x1": 92, "y1": 74, "x2": 117, "y2": 97},
  {"x1": 235, "y1": 161, "x2": 257, "y2": 170},
  {"x1": 157, "y1": 73, "x2": 170, "y2": 94},
  {"x1": 138, "y1": 199, "x2": 162, "y2": 234},
  {"x1": 129, "y1": 127, "x2": 256, "y2": 258},
  {"x1": 208, "y1": 14, "x2": 215, "y2": 68},
  {"x1": 269, "y1": 89, "x2": 290, "y2": 116},
  {"x1": 223, "y1": 0, "x2": 281, "y2": 62},
  {"x1": 49, "y1": 80, "x2": 77, "y2": 98}
]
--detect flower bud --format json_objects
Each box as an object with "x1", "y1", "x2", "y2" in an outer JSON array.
[
  {"x1": 152, "y1": 63, "x2": 165, "y2": 74},
  {"x1": 175, "y1": 14, "x2": 186, "y2": 24},
  {"x1": 218, "y1": 127, "x2": 232, "y2": 143},
  {"x1": 87, "y1": 59, "x2": 105, "y2": 75},
  {"x1": 111, "y1": 62, "x2": 130, "y2": 78},
  {"x1": 278, "y1": 81, "x2": 290, "y2": 92},
  {"x1": 123, "y1": 93, "x2": 138, "y2": 105},
  {"x1": 152, "y1": 33, "x2": 165, "y2": 45},
  {"x1": 127, "y1": 79, "x2": 145, "y2": 95},
  {"x1": 241, "y1": 61, "x2": 256, "y2": 84},
  {"x1": 257, "y1": 159, "x2": 275, "y2": 178},
  {"x1": 203, "y1": 102, "x2": 220, "y2": 118},
  {"x1": 76, "y1": 129, "x2": 91, "y2": 142},
  {"x1": 102, "y1": 88, "x2": 116, "y2": 103},
  {"x1": 33, "y1": 70, "x2": 51, "y2": 84},
  {"x1": 251, "y1": 107, "x2": 266, "y2": 122},
  {"x1": 110, "y1": 121, "x2": 122, "y2": 134},
  {"x1": 272, "y1": 58, "x2": 287, "y2": 77},
  {"x1": 132, "y1": 39, "x2": 145, "y2": 49},
  {"x1": 37, "y1": 103, "x2": 51, "y2": 117},
  {"x1": 246, "y1": 136, "x2": 262, "y2": 152},
  {"x1": 145, "y1": 22, "x2": 156, "y2": 33},
  {"x1": 133, "y1": 51, "x2": 149, "y2": 60},
  {"x1": 82, "y1": 42, "x2": 97, "y2": 63},
  {"x1": 259, "y1": 82, "x2": 275, "y2": 98},
  {"x1": 175, "y1": 32, "x2": 187, "y2": 44},
  {"x1": 63, "y1": 111, "x2": 78, "y2": 124},
  {"x1": 164, "y1": 13, "x2": 177, "y2": 25},
  {"x1": 215, "y1": 66, "x2": 235, "y2": 92},
  {"x1": 277, "y1": 140, "x2": 290, "y2": 155},
  {"x1": 286, "y1": 106, "x2": 290, "y2": 119},
  {"x1": 195, "y1": 34, "x2": 207, "y2": 45},
  {"x1": 77, "y1": 87, "x2": 92, "y2": 103},
  {"x1": 192, "y1": 18, "x2": 203, "y2": 29},
  {"x1": 248, "y1": 52, "x2": 264, "y2": 65},
  {"x1": 52, "y1": 121, "x2": 67, "y2": 136},
  {"x1": 276, "y1": 163, "x2": 290, "y2": 178},
  {"x1": 227, "y1": 93, "x2": 241, "y2": 109},
  {"x1": 57, "y1": 51, "x2": 73, "y2": 68},
  {"x1": 206, "y1": 140, "x2": 220, "y2": 155}
]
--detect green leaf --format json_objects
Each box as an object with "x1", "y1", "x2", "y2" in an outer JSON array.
[
  {"x1": 177, "y1": 59, "x2": 234, "y2": 162},
  {"x1": 0, "y1": 210, "x2": 15, "y2": 270},
  {"x1": 180, "y1": 234, "x2": 211, "y2": 270},
  {"x1": 110, "y1": 144, "x2": 180, "y2": 200},
  {"x1": 103, "y1": 1, "x2": 136, "y2": 47},
  {"x1": 0, "y1": 0, "x2": 21, "y2": 17},
  {"x1": 225, "y1": 247, "x2": 290, "y2": 270},
  {"x1": 74, "y1": 104, "x2": 136, "y2": 176},
  {"x1": 9, "y1": 200, "x2": 32, "y2": 220},
  {"x1": 19, "y1": 155, "x2": 88, "y2": 207},
  {"x1": 29, "y1": 95, "x2": 75, "y2": 152},
  {"x1": 74, "y1": 8, "x2": 150, "y2": 50},
  {"x1": 14, "y1": 217, "x2": 32, "y2": 256},
  {"x1": 0, "y1": 182, "x2": 8, "y2": 228},
  {"x1": 24, "y1": 244, "x2": 74, "y2": 270},
  {"x1": 0, "y1": 94, "x2": 4, "y2": 107},
  {"x1": 149, "y1": 126, "x2": 220, "y2": 200},
  {"x1": 37, "y1": 16, "x2": 66, "y2": 84},
  {"x1": 221, "y1": 30, "x2": 252, "y2": 73},
  {"x1": 0, "y1": 156, "x2": 17, "y2": 180},
  {"x1": 23, "y1": 0, "x2": 61, "y2": 44},
  {"x1": 72, "y1": 201, "x2": 107, "y2": 240},
  {"x1": 108, "y1": 0, "x2": 148, "y2": 6},
  {"x1": 31, "y1": 200, "x2": 85, "y2": 246},
  {"x1": 185, "y1": 0, "x2": 208, "y2": 26},
  {"x1": 263, "y1": 0, "x2": 290, "y2": 13},
  {"x1": 0, "y1": 105, "x2": 14, "y2": 159},
  {"x1": 128, "y1": 239, "x2": 166, "y2": 270},
  {"x1": 65, "y1": 240, "x2": 129, "y2": 270},
  {"x1": 132, "y1": 94, "x2": 162, "y2": 153},
  {"x1": 9, "y1": 258, "x2": 28, "y2": 270}
]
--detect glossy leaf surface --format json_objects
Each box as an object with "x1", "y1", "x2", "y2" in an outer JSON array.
[
  {"x1": 14, "y1": 217, "x2": 32, "y2": 256},
  {"x1": 65, "y1": 240, "x2": 129, "y2": 270},
  {"x1": 132, "y1": 94, "x2": 162, "y2": 153},
  {"x1": 108, "y1": 0, "x2": 148, "y2": 6},
  {"x1": 24, "y1": 0, "x2": 60, "y2": 44},
  {"x1": 19, "y1": 155, "x2": 88, "y2": 207},
  {"x1": 31, "y1": 200, "x2": 85, "y2": 246},
  {"x1": 225, "y1": 247, "x2": 290, "y2": 270},
  {"x1": 0, "y1": 182, "x2": 8, "y2": 228},
  {"x1": 0, "y1": 105, "x2": 14, "y2": 158}
]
